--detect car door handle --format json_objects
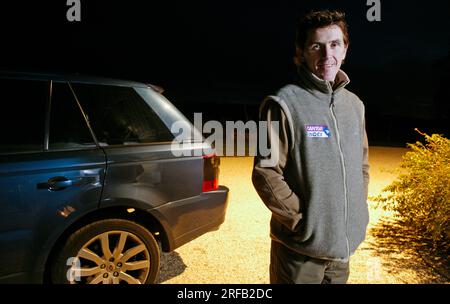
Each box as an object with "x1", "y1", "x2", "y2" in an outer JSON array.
[
  {"x1": 37, "y1": 176, "x2": 99, "y2": 191},
  {"x1": 37, "y1": 176, "x2": 74, "y2": 191}
]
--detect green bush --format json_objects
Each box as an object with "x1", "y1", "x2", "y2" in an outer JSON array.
[{"x1": 372, "y1": 130, "x2": 450, "y2": 250}]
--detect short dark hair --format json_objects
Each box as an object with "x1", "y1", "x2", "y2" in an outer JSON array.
[{"x1": 294, "y1": 10, "x2": 349, "y2": 65}]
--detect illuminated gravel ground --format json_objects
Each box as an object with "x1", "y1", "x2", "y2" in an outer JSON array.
[{"x1": 157, "y1": 147, "x2": 449, "y2": 284}]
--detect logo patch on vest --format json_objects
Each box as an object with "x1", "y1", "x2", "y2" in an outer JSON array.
[{"x1": 305, "y1": 125, "x2": 331, "y2": 138}]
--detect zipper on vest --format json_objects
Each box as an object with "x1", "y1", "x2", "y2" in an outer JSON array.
[{"x1": 329, "y1": 93, "x2": 351, "y2": 260}]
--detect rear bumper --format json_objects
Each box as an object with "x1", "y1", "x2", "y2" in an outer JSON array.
[{"x1": 147, "y1": 185, "x2": 229, "y2": 251}]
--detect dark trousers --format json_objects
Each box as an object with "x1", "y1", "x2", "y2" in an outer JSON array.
[{"x1": 270, "y1": 240, "x2": 350, "y2": 284}]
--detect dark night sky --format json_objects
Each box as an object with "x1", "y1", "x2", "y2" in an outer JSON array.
[{"x1": 1, "y1": 0, "x2": 449, "y2": 144}]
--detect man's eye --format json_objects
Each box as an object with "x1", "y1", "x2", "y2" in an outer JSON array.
[
  {"x1": 331, "y1": 42, "x2": 341, "y2": 48},
  {"x1": 311, "y1": 45, "x2": 320, "y2": 50}
]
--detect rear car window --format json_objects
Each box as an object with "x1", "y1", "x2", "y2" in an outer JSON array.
[
  {"x1": 49, "y1": 82, "x2": 96, "y2": 150},
  {"x1": 134, "y1": 87, "x2": 203, "y2": 142},
  {"x1": 0, "y1": 78, "x2": 47, "y2": 154},
  {"x1": 71, "y1": 83, "x2": 174, "y2": 146}
]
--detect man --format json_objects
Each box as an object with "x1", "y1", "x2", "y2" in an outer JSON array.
[{"x1": 252, "y1": 10, "x2": 370, "y2": 284}]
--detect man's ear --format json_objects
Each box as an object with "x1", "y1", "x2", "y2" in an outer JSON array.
[
  {"x1": 293, "y1": 47, "x2": 302, "y2": 66},
  {"x1": 342, "y1": 45, "x2": 348, "y2": 61},
  {"x1": 340, "y1": 45, "x2": 348, "y2": 65}
]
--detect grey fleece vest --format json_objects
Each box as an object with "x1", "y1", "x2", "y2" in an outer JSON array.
[{"x1": 265, "y1": 66, "x2": 369, "y2": 261}]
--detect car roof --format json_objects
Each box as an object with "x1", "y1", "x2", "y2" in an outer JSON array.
[{"x1": 0, "y1": 71, "x2": 149, "y2": 88}]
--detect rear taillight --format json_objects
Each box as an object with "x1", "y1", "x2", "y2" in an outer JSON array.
[{"x1": 202, "y1": 154, "x2": 220, "y2": 192}]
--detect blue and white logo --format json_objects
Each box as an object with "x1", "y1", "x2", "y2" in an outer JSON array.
[{"x1": 305, "y1": 125, "x2": 331, "y2": 138}]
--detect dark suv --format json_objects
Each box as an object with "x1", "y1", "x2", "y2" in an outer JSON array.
[{"x1": 0, "y1": 72, "x2": 229, "y2": 284}]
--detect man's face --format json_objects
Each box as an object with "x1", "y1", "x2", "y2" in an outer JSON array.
[{"x1": 302, "y1": 25, "x2": 348, "y2": 81}]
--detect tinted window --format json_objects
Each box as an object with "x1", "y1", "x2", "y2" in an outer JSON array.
[
  {"x1": 72, "y1": 84, "x2": 174, "y2": 146},
  {"x1": 0, "y1": 78, "x2": 47, "y2": 154},
  {"x1": 135, "y1": 87, "x2": 203, "y2": 142},
  {"x1": 49, "y1": 83, "x2": 96, "y2": 150}
]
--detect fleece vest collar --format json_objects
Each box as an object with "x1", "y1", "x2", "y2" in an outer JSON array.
[{"x1": 297, "y1": 65, "x2": 350, "y2": 101}]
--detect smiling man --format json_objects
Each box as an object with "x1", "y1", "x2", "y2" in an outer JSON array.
[{"x1": 252, "y1": 10, "x2": 370, "y2": 284}]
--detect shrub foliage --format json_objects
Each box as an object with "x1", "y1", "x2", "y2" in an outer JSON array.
[{"x1": 372, "y1": 130, "x2": 450, "y2": 250}]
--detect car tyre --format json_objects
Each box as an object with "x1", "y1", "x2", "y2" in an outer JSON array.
[{"x1": 51, "y1": 219, "x2": 160, "y2": 284}]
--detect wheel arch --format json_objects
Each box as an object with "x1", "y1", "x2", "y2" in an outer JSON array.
[{"x1": 42, "y1": 205, "x2": 171, "y2": 283}]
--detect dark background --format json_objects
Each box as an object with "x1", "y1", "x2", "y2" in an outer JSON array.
[{"x1": 1, "y1": 0, "x2": 449, "y2": 146}]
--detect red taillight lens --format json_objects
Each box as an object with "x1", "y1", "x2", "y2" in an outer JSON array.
[
  {"x1": 202, "y1": 154, "x2": 219, "y2": 192},
  {"x1": 202, "y1": 179, "x2": 218, "y2": 192}
]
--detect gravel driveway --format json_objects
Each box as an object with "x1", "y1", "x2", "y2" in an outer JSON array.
[{"x1": 157, "y1": 147, "x2": 449, "y2": 284}]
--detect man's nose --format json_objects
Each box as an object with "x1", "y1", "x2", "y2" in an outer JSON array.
[{"x1": 321, "y1": 45, "x2": 332, "y2": 58}]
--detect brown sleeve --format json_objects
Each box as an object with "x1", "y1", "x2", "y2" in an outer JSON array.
[{"x1": 252, "y1": 100, "x2": 303, "y2": 231}]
